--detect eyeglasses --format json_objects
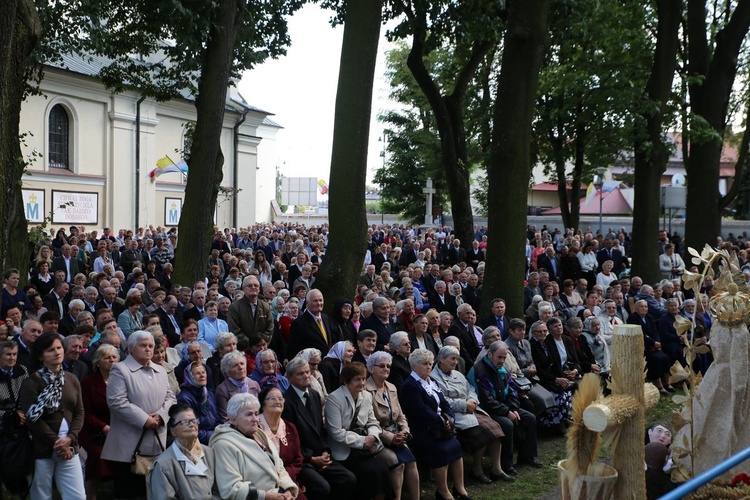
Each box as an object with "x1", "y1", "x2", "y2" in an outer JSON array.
[
  {"x1": 175, "y1": 418, "x2": 199, "y2": 427},
  {"x1": 308, "y1": 362, "x2": 319, "y2": 367},
  {"x1": 375, "y1": 364, "x2": 391, "y2": 369},
  {"x1": 265, "y1": 397, "x2": 285, "y2": 403}
]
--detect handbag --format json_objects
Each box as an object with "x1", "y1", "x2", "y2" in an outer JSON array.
[
  {"x1": 0, "y1": 399, "x2": 34, "y2": 495},
  {"x1": 514, "y1": 376, "x2": 533, "y2": 393},
  {"x1": 130, "y1": 428, "x2": 164, "y2": 476},
  {"x1": 348, "y1": 402, "x2": 382, "y2": 457},
  {"x1": 429, "y1": 412, "x2": 456, "y2": 440}
]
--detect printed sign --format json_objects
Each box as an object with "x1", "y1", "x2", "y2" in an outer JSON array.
[
  {"x1": 52, "y1": 191, "x2": 99, "y2": 225},
  {"x1": 165, "y1": 198, "x2": 182, "y2": 225},
  {"x1": 22, "y1": 189, "x2": 45, "y2": 223}
]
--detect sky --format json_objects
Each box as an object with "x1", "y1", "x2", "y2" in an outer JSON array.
[{"x1": 237, "y1": 4, "x2": 397, "y2": 187}]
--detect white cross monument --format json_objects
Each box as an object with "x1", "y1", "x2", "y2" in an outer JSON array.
[{"x1": 423, "y1": 177, "x2": 436, "y2": 226}]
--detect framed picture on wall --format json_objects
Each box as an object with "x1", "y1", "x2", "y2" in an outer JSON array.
[
  {"x1": 22, "y1": 189, "x2": 45, "y2": 223},
  {"x1": 165, "y1": 198, "x2": 182, "y2": 226}
]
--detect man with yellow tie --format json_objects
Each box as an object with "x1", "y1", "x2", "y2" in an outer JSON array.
[{"x1": 287, "y1": 289, "x2": 340, "y2": 359}]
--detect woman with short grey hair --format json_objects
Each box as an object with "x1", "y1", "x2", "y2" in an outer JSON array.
[
  {"x1": 216, "y1": 351, "x2": 260, "y2": 423},
  {"x1": 432, "y1": 345, "x2": 512, "y2": 483},
  {"x1": 206, "y1": 332, "x2": 237, "y2": 388},
  {"x1": 211, "y1": 393, "x2": 299, "y2": 499},
  {"x1": 401, "y1": 349, "x2": 470, "y2": 499},
  {"x1": 388, "y1": 332, "x2": 412, "y2": 389}
]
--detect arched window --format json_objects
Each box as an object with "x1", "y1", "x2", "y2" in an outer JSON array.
[{"x1": 48, "y1": 104, "x2": 70, "y2": 169}]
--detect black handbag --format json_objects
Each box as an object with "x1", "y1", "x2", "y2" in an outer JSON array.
[
  {"x1": 429, "y1": 412, "x2": 456, "y2": 440},
  {"x1": 0, "y1": 400, "x2": 34, "y2": 495}
]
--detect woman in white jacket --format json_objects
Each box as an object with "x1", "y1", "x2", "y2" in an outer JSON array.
[
  {"x1": 209, "y1": 393, "x2": 298, "y2": 500},
  {"x1": 658, "y1": 244, "x2": 685, "y2": 280}
]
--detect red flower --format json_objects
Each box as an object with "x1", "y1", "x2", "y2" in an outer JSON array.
[{"x1": 731, "y1": 473, "x2": 750, "y2": 486}]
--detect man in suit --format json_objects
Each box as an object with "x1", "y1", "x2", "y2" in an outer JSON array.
[
  {"x1": 448, "y1": 303, "x2": 483, "y2": 368},
  {"x1": 282, "y1": 358, "x2": 356, "y2": 500},
  {"x1": 182, "y1": 289, "x2": 206, "y2": 322},
  {"x1": 51, "y1": 244, "x2": 79, "y2": 283},
  {"x1": 523, "y1": 272, "x2": 542, "y2": 311},
  {"x1": 58, "y1": 299, "x2": 84, "y2": 337},
  {"x1": 96, "y1": 287, "x2": 124, "y2": 318},
  {"x1": 43, "y1": 281, "x2": 70, "y2": 318},
  {"x1": 154, "y1": 295, "x2": 182, "y2": 347},
  {"x1": 227, "y1": 276, "x2": 274, "y2": 349},
  {"x1": 358, "y1": 265, "x2": 377, "y2": 287},
  {"x1": 401, "y1": 241, "x2": 421, "y2": 266},
  {"x1": 481, "y1": 298, "x2": 511, "y2": 340},
  {"x1": 287, "y1": 289, "x2": 338, "y2": 359},
  {"x1": 120, "y1": 240, "x2": 143, "y2": 276},
  {"x1": 537, "y1": 246, "x2": 561, "y2": 282},
  {"x1": 360, "y1": 296, "x2": 397, "y2": 353},
  {"x1": 445, "y1": 238, "x2": 467, "y2": 267},
  {"x1": 597, "y1": 237, "x2": 624, "y2": 273}
]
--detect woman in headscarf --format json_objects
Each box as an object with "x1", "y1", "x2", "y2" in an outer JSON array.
[
  {"x1": 330, "y1": 297, "x2": 357, "y2": 344},
  {"x1": 318, "y1": 341, "x2": 355, "y2": 393},
  {"x1": 176, "y1": 362, "x2": 220, "y2": 445},
  {"x1": 249, "y1": 348, "x2": 290, "y2": 392}
]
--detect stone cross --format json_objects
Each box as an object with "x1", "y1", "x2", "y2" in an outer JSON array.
[{"x1": 423, "y1": 177, "x2": 436, "y2": 225}]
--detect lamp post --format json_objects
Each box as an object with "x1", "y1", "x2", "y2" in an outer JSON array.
[
  {"x1": 594, "y1": 166, "x2": 607, "y2": 235},
  {"x1": 378, "y1": 132, "x2": 388, "y2": 224}
]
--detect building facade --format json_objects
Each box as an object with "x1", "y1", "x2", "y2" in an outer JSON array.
[{"x1": 19, "y1": 54, "x2": 279, "y2": 233}]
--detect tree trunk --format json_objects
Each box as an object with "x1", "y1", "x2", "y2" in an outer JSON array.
[
  {"x1": 483, "y1": 0, "x2": 550, "y2": 318},
  {"x1": 406, "y1": 29, "x2": 488, "y2": 247},
  {"x1": 685, "y1": 0, "x2": 750, "y2": 248},
  {"x1": 0, "y1": 0, "x2": 42, "y2": 282},
  {"x1": 315, "y1": 0, "x2": 382, "y2": 313},
  {"x1": 631, "y1": 0, "x2": 681, "y2": 284},
  {"x1": 173, "y1": 0, "x2": 245, "y2": 287}
]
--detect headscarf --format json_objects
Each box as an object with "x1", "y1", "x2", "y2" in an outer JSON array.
[
  {"x1": 324, "y1": 341, "x2": 350, "y2": 373},
  {"x1": 182, "y1": 361, "x2": 208, "y2": 407},
  {"x1": 250, "y1": 349, "x2": 289, "y2": 391},
  {"x1": 26, "y1": 367, "x2": 65, "y2": 423}
]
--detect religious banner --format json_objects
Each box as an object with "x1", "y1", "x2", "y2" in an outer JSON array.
[
  {"x1": 22, "y1": 189, "x2": 45, "y2": 223},
  {"x1": 51, "y1": 190, "x2": 99, "y2": 224},
  {"x1": 165, "y1": 197, "x2": 182, "y2": 226}
]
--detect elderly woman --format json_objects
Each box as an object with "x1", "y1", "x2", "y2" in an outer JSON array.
[
  {"x1": 627, "y1": 299, "x2": 673, "y2": 394},
  {"x1": 331, "y1": 297, "x2": 357, "y2": 344},
  {"x1": 176, "y1": 362, "x2": 220, "y2": 445},
  {"x1": 206, "y1": 332, "x2": 237, "y2": 388},
  {"x1": 117, "y1": 294, "x2": 143, "y2": 339},
  {"x1": 365, "y1": 352, "x2": 419, "y2": 500},
  {"x1": 325, "y1": 362, "x2": 391, "y2": 500},
  {"x1": 216, "y1": 350, "x2": 261, "y2": 422},
  {"x1": 596, "y1": 260, "x2": 617, "y2": 289},
  {"x1": 258, "y1": 387, "x2": 307, "y2": 499},
  {"x1": 270, "y1": 295, "x2": 286, "y2": 323},
  {"x1": 432, "y1": 345, "x2": 512, "y2": 484},
  {"x1": 79, "y1": 344, "x2": 119, "y2": 500},
  {"x1": 278, "y1": 297, "x2": 301, "y2": 346},
  {"x1": 581, "y1": 317, "x2": 611, "y2": 376},
  {"x1": 102, "y1": 330, "x2": 176, "y2": 499},
  {"x1": 319, "y1": 340, "x2": 355, "y2": 393},
  {"x1": 210, "y1": 393, "x2": 299, "y2": 500},
  {"x1": 250, "y1": 348, "x2": 290, "y2": 392},
  {"x1": 528, "y1": 320, "x2": 575, "y2": 432},
  {"x1": 387, "y1": 331, "x2": 412, "y2": 389},
  {"x1": 409, "y1": 313, "x2": 439, "y2": 356},
  {"x1": 424, "y1": 308, "x2": 445, "y2": 349},
  {"x1": 297, "y1": 347, "x2": 328, "y2": 405},
  {"x1": 152, "y1": 335, "x2": 180, "y2": 396},
  {"x1": 20, "y1": 332, "x2": 85, "y2": 499},
  {"x1": 148, "y1": 403, "x2": 219, "y2": 499},
  {"x1": 400, "y1": 349, "x2": 470, "y2": 500},
  {"x1": 198, "y1": 301, "x2": 229, "y2": 350}
]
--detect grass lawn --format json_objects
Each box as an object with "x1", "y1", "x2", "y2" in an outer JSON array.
[{"x1": 412, "y1": 392, "x2": 684, "y2": 500}]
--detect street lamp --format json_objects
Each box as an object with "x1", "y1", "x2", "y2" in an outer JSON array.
[
  {"x1": 378, "y1": 132, "x2": 388, "y2": 224},
  {"x1": 594, "y1": 166, "x2": 607, "y2": 235}
]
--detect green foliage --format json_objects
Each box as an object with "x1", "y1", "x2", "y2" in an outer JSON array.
[{"x1": 533, "y1": 0, "x2": 654, "y2": 186}]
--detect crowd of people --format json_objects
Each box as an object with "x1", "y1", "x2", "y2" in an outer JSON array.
[{"x1": 0, "y1": 222, "x2": 731, "y2": 499}]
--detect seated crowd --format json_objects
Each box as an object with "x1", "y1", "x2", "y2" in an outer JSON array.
[{"x1": 0, "y1": 222, "x2": 719, "y2": 499}]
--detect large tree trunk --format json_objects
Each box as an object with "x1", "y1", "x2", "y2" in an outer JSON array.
[
  {"x1": 0, "y1": 0, "x2": 42, "y2": 282},
  {"x1": 685, "y1": 0, "x2": 750, "y2": 248},
  {"x1": 483, "y1": 0, "x2": 550, "y2": 318},
  {"x1": 631, "y1": 0, "x2": 681, "y2": 284},
  {"x1": 406, "y1": 26, "x2": 489, "y2": 247},
  {"x1": 315, "y1": 0, "x2": 382, "y2": 313},
  {"x1": 174, "y1": 0, "x2": 245, "y2": 287}
]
